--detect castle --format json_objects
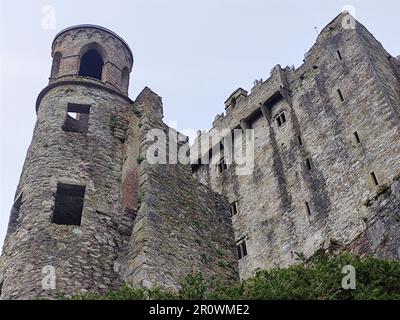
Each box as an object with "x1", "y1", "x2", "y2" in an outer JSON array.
[{"x1": 0, "y1": 12, "x2": 399, "y2": 299}]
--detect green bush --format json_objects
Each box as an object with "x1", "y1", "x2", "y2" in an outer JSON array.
[{"x1": 61, "y1": 253, "x2": 400, "y2": 300}]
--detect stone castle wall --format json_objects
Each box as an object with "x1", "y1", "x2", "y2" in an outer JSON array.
[
  {"x1": 0, "y1": 26, "x2": 238, "y2": 299},
  {"x1": 124, "y1": 90, "x2": 238, "y2": 289},
  {"x1": 1, "y1": 13, "x2": 399, "y2": 299},
  {"x1": 191, "y1": 13, "x2": 400, "y2": 278},
  {"x1": 0, "y1": 83, "x2": 132, "y2": 299}
]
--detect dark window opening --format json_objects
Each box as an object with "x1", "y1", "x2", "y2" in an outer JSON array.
[
  {"x1": 78, "y1": 49, "x2": 104, "y2": 80},
  {"x1": 237, "y1": 240, "x2": 247, "y2": 260},
  {"x1": 217, "y1": 158, "x2": 228, "y2": 174},
  {"x1": 230, "y1": 201, "x2": 238, "y2": 217},
  {"x1": 8, "y1": 193, "x2": 23, "y2": 234},
  {"x1": 50, "y1": 52, "x2": 62, "y2": 79},
  {"x1": 275, "y1": 111, "x2": 287, "y2": 127},
  {"x1": 52, "y1": 183, "x2": 86, "y2": 226},
  {"x1": 337, "y1": 89, "x2": 345, "y2": 102},
  {"x1": 370, "y1": 172, "x2": 379, "y2": 186},
  {"x1": 0, "y1": 281, "x2": 3, "y2": 297},
  {"x1": 337, "y1": 50, "x2": 343, "y2": 60},
  {"x1": 305, "y1": 201, "x2": 311, "y2": 216},
  {"x1": 298, "y1": 135, "x2": 303, "y2": 146},
  {"x1": 306, "y1": 158, "x2": 312, "y2": 171},
  {"x1": 353, "y1": 131, "x2": 361, "y2": 144},
  {"x1": 62, "y1": 103, "x2": 90, "y2": 133}
]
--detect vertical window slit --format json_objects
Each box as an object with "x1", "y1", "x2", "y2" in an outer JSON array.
[
  {"x1": 370, "y1": 172, "x2": 379, "y2": 186},
  {"x1": 337, "y1": 89, "x2": 345, "y2": 102},
  {"x1": 305, "y1": 201, "x2": 311, "y2": 216},
  {"x1": 353, "y1": 131, "x2": 361, "y2": 144}
]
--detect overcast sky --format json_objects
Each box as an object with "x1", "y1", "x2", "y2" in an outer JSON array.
[{"x1": 0, "y1": 0, "x2": 399, "y2": 250}]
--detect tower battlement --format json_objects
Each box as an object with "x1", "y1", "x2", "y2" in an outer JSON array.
[{"x1": 50, "y1": 24, "x2": 133, "y2": 95}]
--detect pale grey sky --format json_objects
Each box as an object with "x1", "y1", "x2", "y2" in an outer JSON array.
[{"x1": 0, "y1": 0, "x2": 399, "y2": 250}]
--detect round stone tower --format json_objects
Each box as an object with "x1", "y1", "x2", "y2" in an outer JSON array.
[{"x1": 0, "y1": 25, "x2": 134, "y2": 299}]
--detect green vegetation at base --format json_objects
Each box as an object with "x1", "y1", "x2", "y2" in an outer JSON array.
[{"x1": 59, "y1": 253, "x2": 400, "y2": 300}]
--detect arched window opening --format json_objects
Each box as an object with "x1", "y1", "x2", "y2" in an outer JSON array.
[
  {"x1": 121, "y1": 67, "x2": 130, "y2": 93},
  {"x1": 51, "y1": 52, "x2": 62, "y2": 79},
  {"x1": 78, "y1": 49, "x2": 104, "y2": 80}
]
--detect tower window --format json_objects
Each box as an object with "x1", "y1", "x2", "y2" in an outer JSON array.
[
  {"x1": 217, "y1": 158, "x2": 228, "y2": 174},
  {"x1": 237, "y1": 239, "x2": 247, "y2": 260},
  {"x1": 275, "y1": 111, "x2": 287, "y2": 127},
  {"x1": 337, "y1": 89, "x2": 345, "y2": 102},
  {"x1": 370, "y1": 172, "x2": 379, "y2": 186},
  {"x1": 337, "y1": 50, "x2": 343, "y2": 60},
  {"x1": 78, "y1": 49, "x2": 104, "y2": 80},
  {"x1": 52, "y1": 183, "x2": 86, "y2": 226},
  {"x1": 62, "y1": 103, "x2": 91, "y2": 133},
  {"x1": 305, "y1": 201, "x2": 311, "y2": 216},
  {"x1": 230, "y1": 201, "x2": 239, "y2": 216},
  {"x1": 353, "y1": 131, "x2": 361, "y2": 144},
  {"x1": 0, "y1": 280, "x2": 3, "y2": 297},
  {"x1": 305, "y1": 158, "x2": 312, "y2": 171}
]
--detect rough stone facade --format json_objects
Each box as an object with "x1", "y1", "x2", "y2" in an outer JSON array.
[
  {"x1": 0, "y1": 13, "x2": 399, "y2": 299},
  {"x1": 0, "y1": 26, "x2": 238, "y2": 299},
  {"x1": 191, "y1": 12, "x2": 400, "y2": 279}
]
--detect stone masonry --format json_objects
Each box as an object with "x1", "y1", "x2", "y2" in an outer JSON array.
[
  {"x1": 0, "y1": 25, "x2": 238, "y2": 299},
  {"x1": 0, "y1": 13, "x2": 399, "y2": 299},
  {"x1": 191, "y1": 12, "x2": 400, "y2": 279}
]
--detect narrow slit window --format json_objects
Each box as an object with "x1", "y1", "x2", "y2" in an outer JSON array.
[
  {"x1": 337, "y1": 89, "x2": 345, "y2": 102},
  {"x1": 305, "y1": 201, "x2": 311, "y2": 216},
  {"x1": 353, "y1": 131, "x2": 361, "y2": 144},
  {"x1": 306, "y1": 158, "x2": 312, "y2": 171},
  {"x1": 237, "y1": 240, "x2": 247, "y2": 260},
  {"x1": 298, "y1": 135, "x2": 303, "y2": 146},
  {"x1": 370, "y1": 172, "x2": 379, "y2": 186},
  {"x1": 337, "y1": 50, "x2": 343, "y2": 60},
  {"x1": 0, "y1": 280, "x2": 3, "y2": 297},
  {"x1": 230, "y1": 201, "x2": 238, "y2": 217},
  {"x1": 52, "y1": 183, "x2": 86, "y2": 226},
  {"x1": 62, "y1": 103, "x2": 91, "y2": 133}
]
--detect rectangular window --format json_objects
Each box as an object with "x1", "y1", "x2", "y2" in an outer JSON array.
[
  {"x1": 237, "y1": 240, "x2": 247, "y2": 260},
  {"x1": 305, "y1": 201, "x2": 311, "y2": 216},
  {"x1": 230, "y1": 201, "x2": 238, "y2": 217},
  {"x1": 337, "y1": 89, "x2": 345, "y2": 102},
  {"x1": 0, "y1": 280, "x2": 3, "y2": 297},
  {"x1": 275, "y1": 111, "x2": 287, "y2": 128},
  {"x1": 217, "y1": 158, "x2": 228, "y2": 174},
  {"x1": 353, "y1": 131, "x2": 361, "y2": 144},
  {"x1": 52, "y1": 183, "x2": 86, "y2": 226},
  {"x1": 62, "y1": 103, "x2": 91, "y2": 133},
  {"x1": 370, "y1": 172, "x2": 379, "y2": 186},
  {"x1": 337, "y1": 50, "x2": 343, "y2": 60}
]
